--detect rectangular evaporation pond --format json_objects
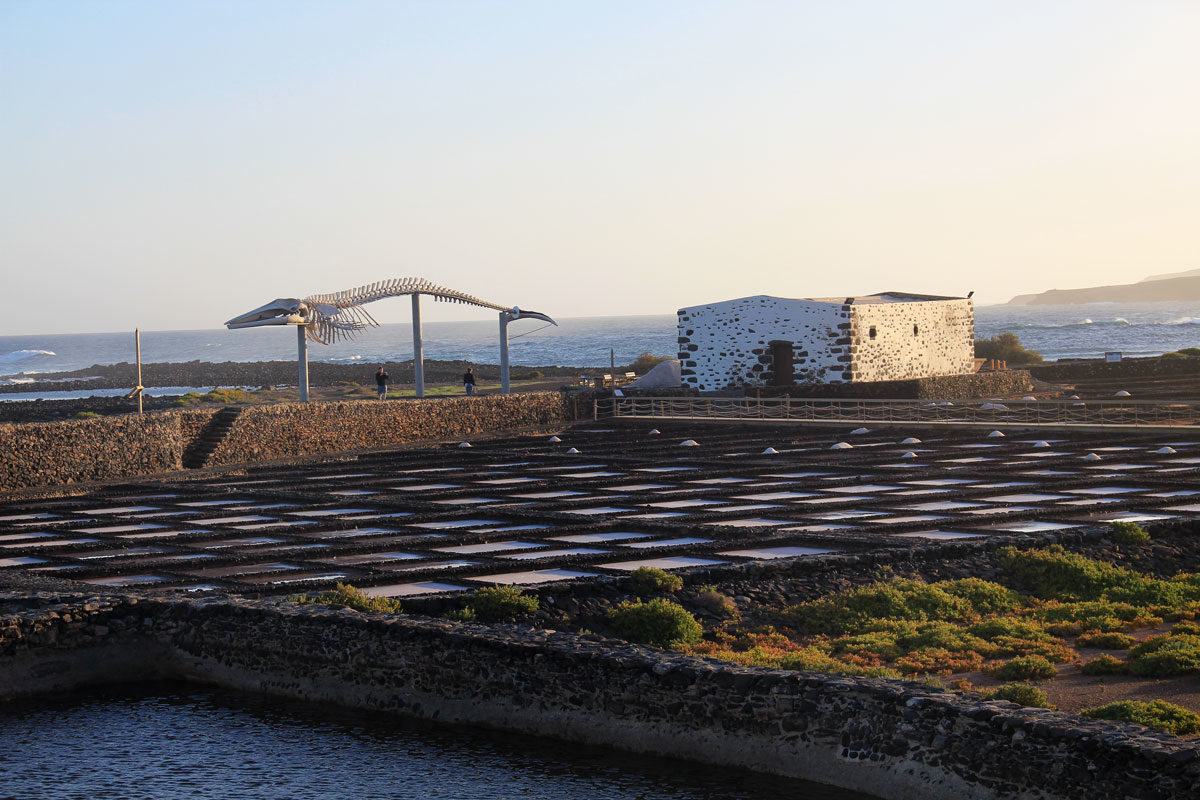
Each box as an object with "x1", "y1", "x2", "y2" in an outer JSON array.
[
  {"x1": 474, "y1": 477, "x2": 540, "y2": 485},
  {"x1": 79, "y1": 574, "x2": 169, "y2": 586},
  {"x1": 71, "y1": 546, "x2": 171, "y2": 560},
  {"x1": 1162, "y1": 503, "x2": 1200, "y2": 513},
  {"x1": 1147, "y1": 491, "x2": 1200, "y2": 498},
  {"x1": 979, "y1": 493, "x2": 1071, "y2": 503},
  {"x1": 231, "y1": 521, "x2": 318, "y2": 531},
  {"x1": 645, "y1": 499, "x2": 726, "y2": 509},
  {"x1": 473, "y1": 524, "x2": 550, "y2": 533},
  {"x1": 500, "y1": 548, "x2": 609, "y2": 561},
  {"x1": 870, "y1": 515, "x2": 950, "y2": 525},
  {"x1": 393, "y1": 484, "x2": 461, "y2": 492},
  {"x1": 763, "y1": 472, "x2": 832, "y2": 479},
  {"x1": 558, "y1": 471, "x2": 626, "y2": 478},
  {"x1": 709, "y1": 504, "x2": 784, "y2": 513},
  {"x1": 563, "y1": 507, "x2": 631, "y2": 515},
  {"x1": 962, "y1": 505, "x2": 1039, "y2": 516},
  {"x1": 327, "y1": 490, "x2": 378, "y2": 496},
  {"x1": 600, "y1": 556, "x2": 726, "y2": 571},
  {"x1": 223, "y1": 503, "x2": 296, "y2": 511},
  {"x1": 340, "y1": 512, "x2": 412, "y2": 520},
  {"x1": 245, "y1": 571, "x2": 352, "y2": 586},
  {"x1": 189, "y1": 562, "x2": 300, "y2": 578},
  {"x1": 386, "y1": 559, "x2": 476, "y2": 573},
  {"x1": 75, "y1": 523, "x2": 167, "y2": 534},
  {"x1": 1085, "y1": 464, "x2": 1156, "y2": 471},
  {"x1": 302, "y1": 472, "x2": 376, "y2": 480},
  {"x1": 361, "y1": 581, "x2": 470, "y2": 597},
  {"x1": 701, "y1": 517, "x2": 794, "y2": 527},
  {"x1": 719, "y1": 545, "x2": 839, "y2": 559},
  {"x1": 733, "y1": 492, "x2": 819, "y2": 501},
  {"x1": 289, "y1": 508, "x2": 376, "y2": 517},
  {"x1": 902, "y1": 502, "x2": 984, "y2": 512},
  {"x1": 889, "y1": 489, "x2": 952, "y2": 497},
  {"x1": 621, "y1": 537, "x2": 712, "y2": 549},
  {"x1": 893, "y1": 531, "x2": 987, "y2": 540},
  {"x1": 1056, "y1": 498, "x2": 1127, "y2": 506},
  {"x1": 904, "y1": 479, "x2": 978, "y2": 486},
  {"x1": 778, "y1": 523, "x2": 856, "y2": 532},
  {"x1": 621, "y1": 512, "x2": 690, "y2": 520},
  {"x1": 467, "y1": 568, "x2": 598, "y2": 585},
  {"x1": 603, "y1": 484, "x2": 672, "y2": 492},
  {"x1": 433, "y1": 498, "x2": 502, "y2": 506},
  {"x1": 1020, "y1": 470, "x2": 1077, "y2": 476},
  {"x1": 809, "y1": 510, "x2": 888, "y2": 520},
  {"x1": 0, "y1": 532, "x2": 56, "y2": 543},
  {"x1": 483, "y1": 461, "x2": 535, "y2": 467},
  {"x1": 793, "y1": 495, "x2": 870, "y2": 505},
  {"x1": 190, "y1": 536, "x2": 284, "y2": 549},
  {"x1": 410, "y1": 519, "x2": 505, "y2": 530},
  {"x1": 825, "y1": 485, "x2": 904, "y2": 494},
  {"x1": 1095, "y1": 512, "x2": 1179, "y2": 523},
  {"x1": 973, "y1": 481, "x2": 1035, "y2": 489},
  {"x1": 434, "y1": 541, "x2": 547, "y2": 555},
  {"x1": 80, "y1": 506, "x2": 161, "y2": 515},
  {"x1": 297, "y1": 527, "x2": 399, "y2": 539},
  {"x1": 177, "y1": 500, "x2": 243, "y2": 507},
  {"x1": 511, "y1": 491, "x2": 591, "y2": 499},
  {"x1": 0, "y1": 556, "x2": 47, "y2": 567},
  {"x1": 938, "y1": 457, "x2": 997, "y2": 464},
  {"x1": 1063, "y1": 487, "x2": 1142, "y2": 495},
  {"x1": 988, "y1": 521, "x2": 1082, "y2": 533},
  {"x1": 635, "y1": 467, "x2": 698, "y2": 473},
  {"x1": 0, "y1": 513, "x2": 59, "y2": 522},
  {"x1": 551, "y1": 532, "x2": 651, "y2": 544},
  {"x1": 321, "y1": 551, "x2": 423, "y2": 566},
  {"x1": 689, "y1": 477, "x2": 755, "y2": 485},
  {"x1": 188, "y1": 516, "x2": 278, "y2": 525}
]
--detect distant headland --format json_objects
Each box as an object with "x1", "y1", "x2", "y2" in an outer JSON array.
[{"x1": 1008, "y1": 267, "x2": 1200, "y2": 305}]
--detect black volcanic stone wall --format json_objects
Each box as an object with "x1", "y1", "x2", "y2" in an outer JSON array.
[
  {"x1": 756, "y1": 370, "x2": 1032, "y2": 400},
  {"x1": 2, "y1": 593, "x2": 1198, "y2": 800}
]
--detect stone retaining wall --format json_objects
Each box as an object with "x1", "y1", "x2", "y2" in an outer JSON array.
[
  {"x1": 1031, "y1": 357, "x2": 1200, "y2": 382},
  {"x1": 0, "y1": 393, "x2": 569, "y2": 491},
  {"x1": 2, "y1": 593, "x2": 1196, "y2": 800}
]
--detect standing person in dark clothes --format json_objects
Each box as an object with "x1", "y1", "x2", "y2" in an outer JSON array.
[
  {"x1": 375, "y1": 366, "x2": 389, "y2": 400},
  {"x1": 463, "y1": 366, "x2": 476, "y2": 396}
]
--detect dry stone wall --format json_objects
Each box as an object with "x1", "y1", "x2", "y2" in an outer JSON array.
[
  {"x1": 0, "y1": 394, "x2": 569, "y2": 491},
  {"x1": 2, "y1": 592, "x2": 1198, "y2": 800}
]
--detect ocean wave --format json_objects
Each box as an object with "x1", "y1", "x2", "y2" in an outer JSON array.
[
  {"x1": 999, "y1": 317, "x2": 1139, "y2": 330},
  {"x1": 1163, "y1": 316, "x2": 1200, "y2": 326},
  {"x1": 329, "y1": 355, "x2": 364, "y2": 362},
  {"x1": 2, "y1": 377, "x2": 34, "y2": 385},
  {"x1": 0, "y1": 349, "x2": 56, "y2": 365}
]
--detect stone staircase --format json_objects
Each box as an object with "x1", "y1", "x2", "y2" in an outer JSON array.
[{"x1": 182, "y1": 406, "x2": 243, "y2": 469}]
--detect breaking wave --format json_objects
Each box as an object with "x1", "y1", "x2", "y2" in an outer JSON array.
[{"x1": 0, "y1": 349, "x2": 56, "y2": 365}]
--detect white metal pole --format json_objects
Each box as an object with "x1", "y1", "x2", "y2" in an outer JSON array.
[
  {"x1": 297, "y1": 325, "x2": 309, "y2": 402},
  {"x1": 499, "y1": 311, "x2": 511, "y2": 394},
  {"x1": 135, "y1": 328, "x2": 143, "y2": 414},
  {"x1": 412, "y1": 293, "x2": 424, "y2": 398}
]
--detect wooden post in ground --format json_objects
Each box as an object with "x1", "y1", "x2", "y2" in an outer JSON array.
[{"x1": 135, "y1": 329, "x2": 143, "y2": 414}]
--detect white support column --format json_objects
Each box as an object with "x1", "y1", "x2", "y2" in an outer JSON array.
[
  {"x1": 412, "y1": 293, "x2": 424, "y2": 398},
  {"x1": 499, "y1": 311, "x2": 511, "y2": 394},
  {"x1": 296, "y1": 325, "x2": 309, "y2": 402}
]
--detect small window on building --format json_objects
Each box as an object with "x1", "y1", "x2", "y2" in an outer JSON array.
[
  {"x1": 869, "y1": 326, "x2": 877, "y2": 339},
  {"x1": 913, "y1": 324, "x2": 919, "y2": 336}
]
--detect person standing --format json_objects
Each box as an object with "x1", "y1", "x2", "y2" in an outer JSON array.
[
  {"x1": 375, "y1": 366, "x2": 389, "y2": 400},
  {"x1": 463, "y1": 366, "x2": 476, "y2": 396}
]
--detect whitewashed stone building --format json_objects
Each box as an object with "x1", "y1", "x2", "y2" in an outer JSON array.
[{"x1": 677, "y1": 292, "x2": 974, "y2": 391}]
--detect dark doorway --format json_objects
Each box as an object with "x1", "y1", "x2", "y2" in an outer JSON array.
[{"x1": 769, "y1": 340, "x2": 794, "y2": 386}]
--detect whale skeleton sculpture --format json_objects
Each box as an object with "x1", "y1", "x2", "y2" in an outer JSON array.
[{"x1": 226, "y1": 278, "x2": 555, "y2": 401}]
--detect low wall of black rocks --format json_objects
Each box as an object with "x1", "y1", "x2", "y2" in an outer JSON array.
[
  {"x1": 756, "y1": 371, "x2": 1033, "y2": 400},
  {"x1": 1031, "y1": 357, "x2": 1200, "y2": 382},
  {"x1": 0, "y1": 393, "x2": 570, "y2": 491},
  {"x1": 1, "y1": 592, "x2": 1196, "y2": 800}
]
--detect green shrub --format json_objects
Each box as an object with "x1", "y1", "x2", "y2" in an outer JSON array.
[
  {"x1": 1080, "y1": 654, "x2": 1128, "y2": 676},
  {"x1": 1081, "y1": 700, "x2": 1200, "y2": 735},
  {"x1": 1076, "y1": 631, "x2": 1136, "y2": 650},
  {"x1": 1171, "y1": 620, "x2": 1200, "y2": 636},
  {"x1": 609, "y1": 599, "x2": 703, "y2": 648},
  {"x1": 988, "y1": 683, "x2": 1052, "y2": 708},
  {"x1": 1109, "y1": 521, "x2": 1150, "y2": 545},
  {"x1": 694, "y1": 589, "x2": 738, "y2": 616},
  {"x1": 785, "y1": 578, "x2": 978, "y2": 635},
  {"x1": 291, "y1": 583, "x2": 403, "y2": 614},
  {"x1": 624, "y1": 352, "x2": 672, "y2": 374},
  {"x1": 1127, "y1": 634, "x2": 1200, "y2": 677},
  {"x1": 627, "y1": 566, "x2": 682, "y2": 595},
  {"x1": 974, "y1": 332, "x2": 1042, "y2": 363},
  {"x1": 466, "y1": 585, "x2": 539, "y2": 622},
  {"x1": 938, "y1": 578, "x2": 1024, "y2": 616},
  {"x1": 73, "y1": 411, "x2": 102, "y2": 419},
  {"x1": 1178, "y1": 347, "x2": 1200, "y2": 357},
  {"x1": 1161, "y1": 351, "x2": 1188, "y2": 359},
  {"x1": 984, "y1": 654, "x2": 1057, "y2": 681},
  {"x1": 1001, "y1": 546, "x2": 1199, "y2": 609}
]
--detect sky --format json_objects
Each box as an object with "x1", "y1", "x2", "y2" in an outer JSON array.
[{"x1": 2, "y1": 0, "x2": 1198, "y2": 335}]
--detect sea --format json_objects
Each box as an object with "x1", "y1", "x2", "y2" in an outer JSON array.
[
  {"x1": 3, "y1": 302, "x2": 1200, "y2": 389},
  {"x1": 0, "y1": 684, "x2": 873, "y2": 800}
]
